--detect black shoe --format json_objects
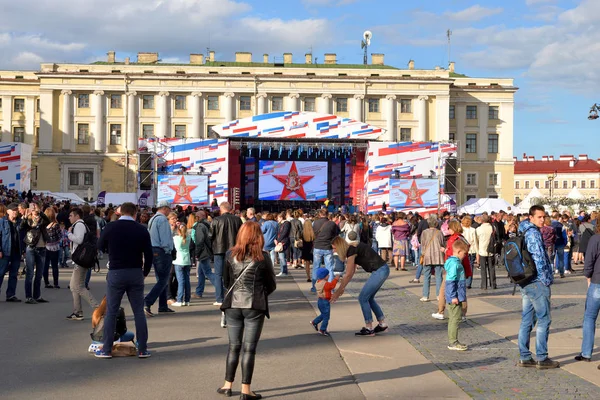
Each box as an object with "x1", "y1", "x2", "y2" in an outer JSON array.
[
  {"x1": 355, "y1": 327, "x2": 375, "y2": 337},
  {"x1": 45, "y1": 284, "x2": 54, "y2": 289},
  {"x1": 24, "y1": 298, "x2": 38, "y2": 304},
  {"x1": 144, "y1": 306, "x2": 154, "y2": 317},
  {"x1": 310, "y1": 320, "x2": 319, "y2": 331},
  {"x1": 574, "y1": 354, "x2": 591, "y2": 362},
  {"x1": 240, "y1": 393, "x2": 262, "y2": 400},
  {"x1": 66, "y1": 312, "x2": 84, "y2": 321},
  {"x1": 536, "y1": 358, "x2": 560, "y2": 369},
  {"x1": 217, "y1": 387, "x2": 232, "y2": 397},
  {"x1": 158, "y1": 308, "x2": 175, "y2": 313},
  {"x1": 35, "y1": 298, "x2": 49, "y2": 303},
  {"x1": 518, "y1": 359, "x2": 537, "y2": 368},
  {"x1": 6, "y1": 296, "x2": 22, "y2": 303},
  {"x1": 54, "y1": 285, "x2": 61, "y2": 289},
  {"x1": 373, "y1": 324, "x2": 388, "y2": 334},
  {"x1": 560, "y1": 275, "x2": 565, "y2": 278}
]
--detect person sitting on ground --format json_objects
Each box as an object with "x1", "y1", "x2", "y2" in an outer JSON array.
[
  {"x1": 89, "y1": 295, "x2": 135, "y2": 353},
  {"x1": 310, "y1": 268, "x2": 339, "y2": 336}
]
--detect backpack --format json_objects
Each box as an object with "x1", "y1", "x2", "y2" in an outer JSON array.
[
  {"x1": 71, "y1": 221, "x2": 98, "y2": 269},
  {"x1": 487, "y1": 224, "x2": 500, "y2": 255},
  {"x1": 501, "y1": 230, "x2": 537, "y2": 287}
]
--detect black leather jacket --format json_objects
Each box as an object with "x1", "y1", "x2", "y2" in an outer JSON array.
[
  {"x1": 210, "y1": 213, "x2": 243, "y2": 255},
  {"x1": 221, "y1": 251, "x2": 277, "y2": 318}
]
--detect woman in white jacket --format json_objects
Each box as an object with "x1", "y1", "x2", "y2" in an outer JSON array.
[
  {"x1": 461, "y1": 216, "x2": 478, "y2": 289},
  {"x1": 375, "y1": 218, "x2": 392, "y2": 264}
]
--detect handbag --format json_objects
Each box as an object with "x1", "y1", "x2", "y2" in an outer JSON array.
[
  {"x1": 294, "y1": 239, "x2": 304, "y2": 248},
  {"x1": 419, "y1": 231, "x2": 436, "y2": 265},
  {"x1": 274, "y1": 242, "x2": 284, "y2": 253}
]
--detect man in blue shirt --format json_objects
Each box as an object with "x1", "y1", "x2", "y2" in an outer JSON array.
[
  {"x1": 144, "y1": 201, "x2": 175, "y2": 317},
  {"x1": 517, "y1": 205, "x2": 559, "y2": 369}
]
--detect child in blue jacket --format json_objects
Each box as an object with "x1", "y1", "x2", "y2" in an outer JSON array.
[{"x1": 445, "y1": 239, "x2": 469, "y2": 351}]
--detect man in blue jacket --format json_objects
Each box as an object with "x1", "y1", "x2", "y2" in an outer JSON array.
[
  {"x1": 551, "y1": 211, "x2": 566, "y2": 278},
  {"x1": 517, "y1": 205, "x2": 559, "y2": 369},
  {"x1": 0, "y1": 203, "x2": 23, "y2": 302}
]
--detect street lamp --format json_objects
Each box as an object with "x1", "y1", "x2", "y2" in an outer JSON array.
[
  {"x1": 589, "y1": 104, "x2": 600, "y2": 120},
  {"x1": 548, "y1": 171, "x2": 557, "y2": 199}
]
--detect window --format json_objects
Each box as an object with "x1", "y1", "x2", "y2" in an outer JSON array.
[
  {"x1": 69, "y1": 172, "x2": 79, "y2": 186},
  {"x1": 466, "y1": 173, "x2": 477, "y2": 186},
  {"x1": 591, "y1": 181, "x2": 596, "y2": 189},
  {"x1": 84, "y1": 171, "x2": 94, "y2": 186},
  {"x1": 142, "y1": 124, "x2": 154, "y2": 139},
  {"x1": 400, "y1": 99, "x2": 412, "y2": 113},
  {"x1": 466, "y1": 195, "x2": 476, "y2": 201},
  {"x1": 582, "y1": 180, "x2": 587, "y2": 189},
  {"x1": 449, "y1": 132, "x2": 455, "y2": 142},
  {"x1": 544, "y1": 181, "x2": 549, "y2": 189},
  {"x1": 563, "y1": 180, "x2": 568, "y2": 189},
  {"x1": 449, "y1": 105, "x2": 455, "y2": 119},
  {"x1": 0, "y1": 98, "x2": 2, "y2": 108},
  {"x1": 271, "y1": 96, "x2": 283, "y2": 111},
  {"x1": 174, "y1": 125, "x2": 186, "y2": 139},
  {"x1": 534, "y1": 181, "x2": 540, "y2": 188},
  {"x1": 489, "y1": 194, "x2": 499, "y2": 199},
  {"x1": 466, "y1": 105, "x2": 477, "y2": 119},
  {"x1": 525, "y1": 181, "x2": 530, "y2": 189},
  {"x1": 175, "y1": 95, "x2": 186, "y2": 110},
  {"x1": 240, "y1": 96, "x2": 251, "y2": 111},
  {"x1": 368, "y1": 98, "x2": 379, "y2": 113},
  {"x1": 77, "y1": 124, "x2": 89, "y2": 144},
  {"x1": 142, "y1": 95, "x2": 154, "y2": 109},
  {"x1": 304, "y1": 97, "x2": 315, "y2": 112},
  {"x1": 109, "y1": 124, "x2": 121, "y2": 145},
  {"x1": 465, "y1": 134, "x2": 477, "y2": 153},
  {"x1": 400, "y1": 128, "x2": 412, "y2": 142},
  {"x1": 488, "y1": 106, "x2": 499, "y2": 120},
  {"x1": 110, "y1": 94, "x2": 122, "y2": 109},
  {"x1": 488, "y1": 173, "x2": 499, "y2": 187},
  {"x1": 572, "y1": 180, "x2": 577, "y2": 188},
  {"x1": 515, "y1": 181, "x2": 520, "y2": 189},
  {"x1": 207, "y1": 95, "x2": 219, "y2": 110},
  {"x1": 207, "y1": 125, "x2": 215, "y2": 137},
  {"x1": 14, "y1": 98, "x2": 25, "y2": 112},
  {"x1": 554, "y1": 180, "x2": 559, "y2": 189},
  {"x1": 35, "y1": 126, "x2": 39, "y2": 147},
  {"x1": 488, "y1": 134, "x2": 499, "y2": 153},
  {"x1": 336, "y1": 97, "x2": 348, "y2": 112},
  {"x1": 13, "y1": 127, "x2": 24, "y2": 142},
  {"x1": 515, "y1": 197, "x2": 521, "y2": 205},
  {"x1": 36, "y1": 98, "x2": 40, "y2": 112},
  {"x1": 78, "y1": 94, "x2": 89, "y2": 108}
]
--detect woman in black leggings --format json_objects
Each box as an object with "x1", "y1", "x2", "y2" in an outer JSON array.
[{"x1": 218, "y1": 222, "x2": 277, "y2": 400}]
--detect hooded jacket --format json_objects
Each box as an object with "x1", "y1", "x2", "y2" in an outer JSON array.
[
  {"x1": 519, "y1": 219, "x2": 554, "y2": 286},
  {"x1": 375, "y1": 222, "x2": 392, "y2": 248}
]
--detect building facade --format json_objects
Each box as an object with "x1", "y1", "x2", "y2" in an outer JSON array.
[
  {"x1": 0, "y1": 51, "x2": 516, "y2": 202},
  {"x1": 513, "y1": 154, "x2": 600, "y2": 204}
]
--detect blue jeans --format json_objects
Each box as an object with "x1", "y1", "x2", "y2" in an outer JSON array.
[
  {"x1": 0, "y1": 253, "x2": 21, "y2": 299},
  {"x1": 371, "y1": 239, "x2": 379, "y2": 254},
  {"x1": 581, "y1": 283, "x2": 600, "y2": 358},
  {"x1": 277, "y1": 251, "x2": 288, "y2": 274},
  {"x1": 333, "y1": 254, "x2": 345, "y2": 273},
  {"x1": 59, "y1": 246, "x2": 70, "y2": 267},
  {"x1": 554, "y1": 247, "x2": 565, "y2": 274},
  {"x1": 312, "y1": 248, "x2": 334, "y2": 289},
  {"x1": 25, "y1": 247, "x2": 46, "y2": 299},
  {"x1": 195, "y1": 258, "x2": 219, "y2": 299},
  {"x1": 359, "y1": 264, "x2": 390, "y2": 324},
  {"x1": 563, "y1": 250, "x2": 572, "y2": 271},
  {"x1": 518, "y1": 280, "x2": 552, "y2": 360},
  {"x1": 422, "y1": 265, "x2": 443, "y2": 299},
  {"x1": 313, "y1": 298, "x2": 331, "y2": 332},
  {"x1": 292, "y1": 244, "x2": 301, "y2": 261},
  {"x1": 103, "y1": 268, "x2": 148, "y2": 353},
  {"x1": 144, "y1": 248, "x2": 172, "y2": 310},
  {"x1": 43, "y1": 249, "x2": 59, "y2": 286},
  {"x1": 467, "y1": 253, "x2": 476, "y2": 288},
  {"x1": 174, "y1": 264, "x2": 191, "y2": 303},
  {"x1": 85, "y1": 267, "x2": 92, "y2": 289},
  {"x1": 413, "y1": 248, "x2": 422, "y2": 279},
  {"x1": 264, "y1": 249, "x2": 276, "y2": 266},
  {"x1": 213, "y1": 254, "x2": 226, "y2": 303}
]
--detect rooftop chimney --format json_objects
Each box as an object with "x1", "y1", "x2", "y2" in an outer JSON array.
[
  {"x1": 235, "y1": 52, "x2": 252, "y2": 63},
  {"x1": 190, "y1": 54, "x2": 204, "y2": 65},
  {"x1": 263, "y1": 54, "x2": 269, "y2": 63},
  {"x1": 449, "y1": 61, "x2": 455, "y2": 72},
  {"x1": 579, "y1": 154, "x2": 588, "y2": 161},
  {"x1": 513, "y1": 156, "x2": 517, "y2": 162},
  {"x1": 107, "y1": 51, "x2": 115, "y2": 63},
  {"x1": 283, "y1": 53, "x2": 293, "y2": 64},
  {"x1": 124, "y1": 57, "x2": 130, "y2": 65},
  {"x1": 548, "y1": 156, "x2": 554, "y2": 161},
  {"x1": 522, "y1": 153, "x2": 527, "y2": 161},
  {"x1": 137, "y1": 52, "x2": 159, "y2": 63},
  {"x1": 324, "y1": 53, "x2": 336, "y2": 65},
  {"x1": 371, "y1": 53, "x2": 384, "y2": 65},
  {"x1": 569, "y1": 160, "x2": 575, "y2": 167},
  {"x1": 559, "y1": 155, "x2": 573, "y2": 161},
  {"x1": 209, "y1": 51, "x2": 215, "y2": 62},
  {"x1": 408, "y1": 60, "x2": 415, "y2": 70},
  {"x1": 542, "y1": 156, "x2": 548, "y2": 162},
  {"x1": 528, "y1": 156, "x2": 535, "y2": 161},
  {"x1": 305, "y1": 53, "x2": 312, "y2": 64}
]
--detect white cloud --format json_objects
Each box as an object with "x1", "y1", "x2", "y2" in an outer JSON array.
[
  {"x1": 12, "y1": 52, "x2": 44, "y2": 69},
  {"x1": 526, "y1": 0, "x2": 556, "y2": 6},
  {"x1": 444, "y1": 5, "x2": 503, "y2": 22}
]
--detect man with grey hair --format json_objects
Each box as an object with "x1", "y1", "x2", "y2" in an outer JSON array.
[{"x1": 246, "y1": 207, "x2": 257, "y2": 222}]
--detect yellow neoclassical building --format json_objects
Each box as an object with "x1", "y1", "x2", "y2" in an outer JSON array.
[{"x1": 0, "y1": 50, "x2": 516, "y2": 203}]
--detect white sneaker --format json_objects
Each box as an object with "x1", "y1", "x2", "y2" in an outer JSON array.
[
  {"x1": 276, "y1": 272, "x2": 288, "y2": 277},
  {"x1": 171, "y1": 302, "x2": 183, "y2": 307},
  {"x1": 554, "y1": 270, "x2": 559, "y2": 275},
  {"x1": 419, "y1": 297, "x2": 430, "y2": 302},
  {"x1": 432, "y1": 312, "x2": 445, "y2": 320},
  {"x1": 213, "y1": 302, "x2": 223, "y2": 306},
  {"x1": 461, "y1": 316, "x2": 467, "y2": 323},
  {"x1": 183, "y1": 302, "x2": 190, "y2": 306},
  {"x1": 564, "y1": 270, "x2": 571, "y2": 275}
]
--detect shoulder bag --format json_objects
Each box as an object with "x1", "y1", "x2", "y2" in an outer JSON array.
[
  {"x1": 71, "y1": 221, "x2": 97, "y2": 269},
  {"x1": 419, "y1": 230, "x2": 436, "y2": 266}
]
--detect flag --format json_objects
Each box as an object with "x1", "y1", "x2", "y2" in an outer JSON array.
[{"x1": 97, "y1": 191, "x2": 106, "y2": 207}]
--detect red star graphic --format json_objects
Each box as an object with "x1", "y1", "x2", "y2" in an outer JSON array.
[
  {"x1": 273, "y1": 161, "x2": 314, "y2": 200},
  {"x1": 168, "y1": 176, "x2": 198, "y2": 204},
  {"x1": 400, "y1": 179, "x2": 429, "y2": 207}
]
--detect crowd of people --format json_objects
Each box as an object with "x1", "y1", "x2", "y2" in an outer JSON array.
[{"x1": 3, "y1": 183, "x2": 600, "y2": 397}]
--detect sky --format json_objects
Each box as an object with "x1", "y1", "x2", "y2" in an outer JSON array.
[{"x1": 0, "y1": 0, "x2": 597, "y2": 158}]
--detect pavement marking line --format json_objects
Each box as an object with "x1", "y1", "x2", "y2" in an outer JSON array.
[{"x1": 339, "y1": 349, "x2": 395, "y2": 360}]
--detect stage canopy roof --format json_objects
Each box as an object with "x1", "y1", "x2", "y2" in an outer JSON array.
[{"x1": 212, "y1": 112, "x2": 385, "y2": 141}]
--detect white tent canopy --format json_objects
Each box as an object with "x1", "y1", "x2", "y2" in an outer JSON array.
[
  {"x1": 458, "y1": 198, "x2": 513, "y2": 215},
  {"x1": 102, "y1": 192, "x2": 138, "y2": 206},
  {"x1": 516, "y1": 187, "x2": 543, "y2": 213},
  {"x1": 567, "y1": 186, "x2": 585, "y2": 199},
  {"x1": 33, "y1": 191, "x2": 86, "y2": 204}
]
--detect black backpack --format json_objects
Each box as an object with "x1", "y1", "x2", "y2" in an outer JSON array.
[
  {"x1": 71, "y1": 221, "x2": 98, "y2": 270},
  {"x1": 501, "y1": 230, "x2": 537, "y2": 287}
]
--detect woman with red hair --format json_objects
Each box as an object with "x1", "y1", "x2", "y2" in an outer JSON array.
[{"x1": 218, "y1": 222, "x2": 277, "y2": 400}]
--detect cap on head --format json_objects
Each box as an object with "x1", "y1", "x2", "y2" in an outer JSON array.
[
  {"x1": 316, "y1": 268, "x2": 329, "y2": 280},
  {"x1": 157, "y1": 200, "x2": 170, "y2": 209}
]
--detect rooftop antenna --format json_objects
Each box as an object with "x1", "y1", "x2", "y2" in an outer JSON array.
[
  {"x1": 361, "y1": 30, "x2": 372, "y2": 65},
  {"x1": 446, "y1": 29, "x2": 452, "y2": 66}
]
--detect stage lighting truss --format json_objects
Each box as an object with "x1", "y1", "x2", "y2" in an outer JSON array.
[{"x1": 230, "y1": 140, "x2": 368, "y2": 159}]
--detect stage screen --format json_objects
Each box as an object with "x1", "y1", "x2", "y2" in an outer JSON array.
[
  {"x1": 258, "y1": 160, "x2": 328, "y2": 201},
  {"x1": 157, "y1": 174, "x2": 209, "y2": 205},
  {"x1": 389, "y1": 178, "x2": 438, "y2": 209}
]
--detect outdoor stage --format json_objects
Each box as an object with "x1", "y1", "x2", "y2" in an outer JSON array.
[{"x1": 138, "y1": 111, "x2": 456, "y2": 214}]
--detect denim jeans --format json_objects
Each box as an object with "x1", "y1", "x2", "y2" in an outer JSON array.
[
  {"x1": 213, "y1": 254, "x2": 226, "y2": 303},
  {"x1": 0, "y1": 253, "x2": 21, "y2": 299},
  {"x1": 43, "y1": 249, "x2": 59, "y2": 286},
  {"x1": 564, "y1": 250, "x2": 572, "y2": 271},
  {"x1": 413, "y1": 248, "x2": 422, "y2": 280},
  {"x1": 85, "y1": 267, "x2": 92, "y2": 289},
  {"x1": 581, "y1": 282, "x2": 600, "y2": 358},
  {"x1": 224, "y1": 308, "x2": 265, "y2": 385},
  {"x1": 59, "y1": 246, "x2": 70, "y2": 267},
  {"x1": 103, "y1": 268, "x2": 148, "y2": 353},
  {"x1": 144, "y1": 248, "x2": 172, "y2": 310},
  {"x1": 174, "y1": 264, "x2": 191, "y2": 303},
  {"x1": 358, "y1": 264, "x2": 390, "y2": 324},
  {"x1": 518, "y1": 280, "x2": 552, "y2": 360},
  {"x1": 371, "y1": 239, "x2": 379, "y2": 254},
  {"x1": 312, "y1": 248, "x2": 334, "y2": 289},
  {"x1": 25, "y1": 247, "x2": 46, "y2": 299},
  {"x1": 195, "y1": 258, "x2": 219, "y2": 299},
  {"x1": 291, "y1": 244, "x2": 301, "y2": 261},
  {"x1": 554, "y1": 247, "x2": 565, "y2": 274},
  {"x1": 467, "y1": 253, "x2": 476, "y2": 288},
  {"x1": 333, "y1": 254, "x2": 345, "y2": 273},
  {"x1": 277, "y1": 251, "x2": 288, "y2": 274},
  {"x1": 422, "y1": 265, "x2": 443, "y2": 299},
  {"x1": 264, "y1": 249, "x2": 276, "y2": 267},
  {"x1": 313, "y1": 298, "x2": 331, "y2": 332}
]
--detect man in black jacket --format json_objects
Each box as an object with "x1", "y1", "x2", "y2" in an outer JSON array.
[
  {"x1": 311, "y1": 209, "x2": 339, "y2": 292},
  {"x1": 95, "y1": 202, "x2": 153, "y2": 359},
  {"x1": 193, "y1": 211, "x2": 219, "y2": 301},
  {"x1": 210, "y1": 202, "x2": 242, "y2": 306}
]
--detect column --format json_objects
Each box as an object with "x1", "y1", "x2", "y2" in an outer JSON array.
[
  {"x1": 416, "y1": 95, "x2": 429, "y2": 142},
  {"x1": 1, "y1": 95, "x2": 12, "y2": 142},
  {"x1": 383, "y1": 95, "x2": 396, "y2": 141},
  {"x1": 435, "y1": 94, "x2": 450, "y2": 142},
  {"x1": 93, "y1": 90, "x2": 105, "y2": 152},
  {"x1": 352, "y1": 94, "x2": 364, "y2": 121},
  {"x1": 477, "y1": 103, "x2": 489, "y2": 160},
  {"x1": 158, "y1": 91, "x2": 170, "y2": 138},
  {"x1": 256, "y1": 93, "x2": 267, "y2": 115},
  {"x1": 126, "y1": 91, "x2": 137, "y2": 151},
  {"x1": 286, "y1": 93, "x2": 300, "y2": 111},
  {"x1": 221, "y1": 92, "x2": 235, "y2": 122},
  {"x1": 25, "y1": 97, "x2": 35, "y2": 145},
  {"x1": 500, "y1": 102, "x2": 514, "y2": 161},
  {"x1": 190, "y1": 92, "x2": 203, "y2": 139},
  {"x1": 61, "y1": 90, "x2": 72, "y2": 151},
  {"x1": 39, "y1": 90, "x2": 54, "y2": 151},
  {"x1": 319, "y1": 94, "x2": 332, "y2": 114}
]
